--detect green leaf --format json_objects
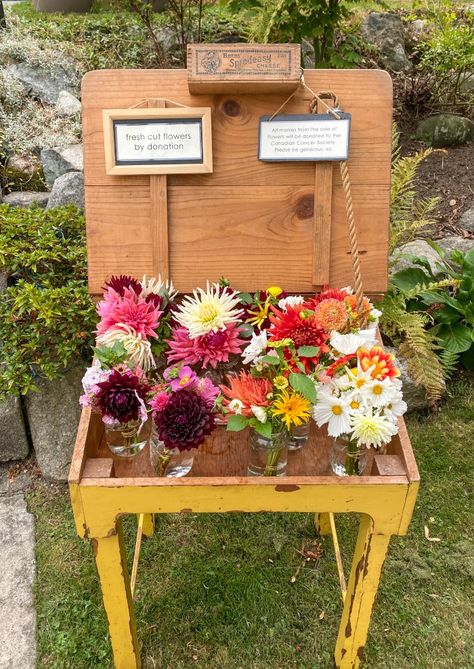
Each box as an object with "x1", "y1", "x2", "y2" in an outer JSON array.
[
  {"x1": 289, "y1": 373, "x2": 317, "y2": 403},
  {"x1": 238, "y1": 292, "x2": 254, "y2": 305},
  {"x1": 297, "y1": 345, "x2": 320, "y2": 357},
  {"x1": 392, "y1": 268, "x2": 430, "y2": 292},
  {"x1": 253, "y1": 419, "x2": 272, "y2": 439},
  {"x1": 261, "y1": 355, "x2": 280, "y2": 365},
  {"x1": 460, "y1": 344, "x2": 474, "y2": 370},
  {"x1": 436, "y1": 323, "x2": 473, "y2": 353},
  {"x1": 226, "y1": 414, "x2": 249, "y2": 431},
  {"x1": 433, "y1": 305, "x2": 462, "y2": 324}
]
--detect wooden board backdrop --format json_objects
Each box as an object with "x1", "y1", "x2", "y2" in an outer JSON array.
[{"x1": 82, "y1": 68, "x2": 392, "y2": 295}]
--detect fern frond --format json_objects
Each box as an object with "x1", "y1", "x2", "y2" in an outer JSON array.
[
  {"x1": 439, "y1": 349, "x2": 460, "y2": 379},
  {"x1": 399, "y1": 340, "x2": 446, "y2": 405}
]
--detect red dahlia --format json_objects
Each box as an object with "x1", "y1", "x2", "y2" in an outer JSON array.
[
  {"x1": 154, "y1": 390, "x2": 215, "y2": 451},
  {"x1": 96, "y1": 369, "x2": 150, "y2": 423},
  {"x1": 268, "y1": 304, "x2": 329, "y2": 370},
  {"x1": 104, "y1": 275, "x2": 142, "y2": 296}
]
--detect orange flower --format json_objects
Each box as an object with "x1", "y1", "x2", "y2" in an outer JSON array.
[
  {"x1": 357, "y1": 346, "x2": 400, "y2": 380},
  {"x1": 313, "y1": 298, "x2": 348, "y2": 331},
  {"x1": 344, "y1": 294, "x2": 372, "y2": 327},
  {"x1": 220, "y1": 372, "x2": 273, "y2": 417}
]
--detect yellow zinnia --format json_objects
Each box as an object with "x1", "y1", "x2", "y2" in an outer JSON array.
[{"x1": 272, "y1": 389, "x2": 311, "y2": 430}]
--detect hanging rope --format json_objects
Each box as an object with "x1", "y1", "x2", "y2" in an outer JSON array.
[{"x1": 308, "y1": 88, "x2": 365, "y2": 319}]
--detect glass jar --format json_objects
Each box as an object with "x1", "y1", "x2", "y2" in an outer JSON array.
[
  {"x1": 330, "y1": 434, "x2": 368, "y2": 476},
  {"x1": 288, "y1": 421, "x2": 310, "y2": 451},
  {"x1": 248, "y1": 429, "x2": 288, "y2": 477},
  {"x1": 104, "y1": 419, "x2": 148, "y2": 458},
  {"x1": 149, "y1": 433, "x2": 194, "y2": 478}
]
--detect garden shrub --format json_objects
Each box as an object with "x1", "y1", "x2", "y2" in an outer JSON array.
[{"x1": 0, "y1": 204, "x2": 96, "y2": 399}]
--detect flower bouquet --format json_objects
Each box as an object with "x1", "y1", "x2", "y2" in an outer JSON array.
[
  {"x1": 313, "y1": 346, "x2": 407, "y2": 476},
  {"x1": 149, "y1": 363, "x2": 220, "y2": 477}
]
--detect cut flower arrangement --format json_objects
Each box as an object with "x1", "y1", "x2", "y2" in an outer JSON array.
[{"x1": 80, "y1": 276, "x2": 406, "y2": 478}]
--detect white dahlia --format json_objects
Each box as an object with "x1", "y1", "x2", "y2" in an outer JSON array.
[
  {"x1": 242, "y1": 330, "x2": 268, "y2": 365},
  {"x1": 140, "y1": 275, "x2": 178, "y2": 301},
  {"x1": 329, "y1": 329, "x2": 377, "y2": 356},
  {"x1": 350, "y1": 413, "x2": 398, "y2": 448},
  {"x1": 96, "y1": 325, "x2": 154, "y2": 371},
  {"x1": 174, "y1": 282, "x2": 243, "y2": 339}
]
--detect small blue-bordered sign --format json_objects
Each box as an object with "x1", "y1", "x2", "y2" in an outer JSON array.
[{"x1": 258, "y1": 113, "x2": 351, "y2": 162}]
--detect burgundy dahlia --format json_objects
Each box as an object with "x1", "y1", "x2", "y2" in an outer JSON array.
[
  {"x1": 104, "y1": 275, "x2": 142, "y2": 296},
  {"x1": 154, "y1": 390, "x2": 215, "y2": 451},
  {"x1": 96, "y1": 369, "x2": 150, "y2": 424}
]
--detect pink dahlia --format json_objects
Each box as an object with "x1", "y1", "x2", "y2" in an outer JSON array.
[
  {"x1": 97, "y1": 287, "x2": 162, "y2": 338},
  {"x1": 167, "y1": 323, "x2": 245, "y2": 369}
]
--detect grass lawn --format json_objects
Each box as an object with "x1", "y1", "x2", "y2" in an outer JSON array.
[{"x1": 30, "y1": 379, "x2": 474, "y2": 669}]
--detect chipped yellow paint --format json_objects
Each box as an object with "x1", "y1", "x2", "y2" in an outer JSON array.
[{"x1": 70, "y1": 478, "x2": 417, "y2": 668}]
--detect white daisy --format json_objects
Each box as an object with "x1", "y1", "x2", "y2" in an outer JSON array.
[
  {"x1": 242, "y1": 329, "x2": 268, "y2": 365},
  {"x1": 382, "y1": 391, "x2": 407, "y2": 419},
  {"x1": 312, "y1": 391, "x2": 352, "y2": 437},
  {"x1": 173, "y1": 282, "x2": 243, "y2": 338},
  {"x1": 229, "y1": 399, "x2": 245, "y2": 415},
  {"x1": 96, "y1": 325, "x2": 154, "y2": 371},
  {"x1": 278, "y1": 295, "x2": 304, "y2": 311},
  {"x1": 329, "y1": 329, "x2": 377, "y2": 356},
  {"x1": 251, "y1": 405, "x2": 267, "y2": 423},
  {"x1": 360, "y1": 377, "x2": 397, "y2": 407},
  {"x1": 351, "y1": 412, "x2": 398, "y2": 448},
  {"x1": 140, "y1": 274, "x2": 177, "y2": 300}
]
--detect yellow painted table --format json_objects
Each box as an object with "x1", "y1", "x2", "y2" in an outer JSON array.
[{"x1": 69, "y1": 409, "x2": 419, "y2": 669}]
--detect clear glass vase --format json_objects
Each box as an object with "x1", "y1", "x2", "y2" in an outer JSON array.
[
  {"x1": 149, "y1": 434, "x2": 194, "y2": 478},
  {"x1": 104, "y1": 419, "x2": 148, "y2": 458},
  {"x1": 330, "y1": 434, "x2": 368, "y2": 476},
  {"x1": 288, "y1": 421, "x2": 310, "y2": 451},
  {"x1": 248, "y1": 429, "x2": 288, "y2": 477}
]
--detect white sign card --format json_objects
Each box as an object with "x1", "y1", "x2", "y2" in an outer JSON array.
[
  {"x1": 114, "y1": 119, "x2": 203, "y2": 165},
  {"x1": 102, "y1": 107, "x2": 213, "y2": 175},
  {"x1": 258, "y1": 113, "x2": 351, "y2": 162}
]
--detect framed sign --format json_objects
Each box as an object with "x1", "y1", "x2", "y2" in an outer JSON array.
[
  {"x1": 102, "y1": 107, "x2": 213, "y2": 175},
  {"x1": 258, "y1": 113, "x2": 351, "y2": 162}
]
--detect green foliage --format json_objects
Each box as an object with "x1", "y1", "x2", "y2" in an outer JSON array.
[
  {"x1": 390, "y1": 125, "x2": 439, "y2": 252},
  {"x1": 230, "y1": 0, "x2": 357, "y2": 68},
  {"x1": 381, "y1": 245, "x2": 474, "y2": 402},
  {"x1": 0, "y1": 204, "x2": 96, "y2": 399}
]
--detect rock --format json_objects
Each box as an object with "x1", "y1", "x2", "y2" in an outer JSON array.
[
  {"x1": 46, "y1": 171, "x2": 84, "y2": 209},
  {"x1": 411, "y1": 19, "x2": 425, "y2": 35},
  {"x1": 390, "y1": 239, "x2": 441, "y2": 274},
  {"x1": 360, "y1": 12, "x2": 411, "y2": 72},
  {"x1": 459, "y1": 73, "x2": 474, "y2": 94},
  {"x1": 0, "y1": 495, "x2": 36, "y2": 669},
  {"x1": 56, "y1": 90, "x2": 81, "y2": 116},
  {"x1": 459, "y1": 207, "x2": 474, "y2": 234},
  {"x1": 7, "y1": 154, "x2": 40, "y2": 178},
  {"x1": 0, "y1": 274, "x2": 8, "y2": 291},
  {"x1": 302, "y1": 39, "x2": 315, "y2": 69},
  {"x1": 5, "y1": 154, "x2": 45, "y2": 191},
  {"x1": 0, "y1": 397, "x2": 29, "y2": 463},
  {"x1": 416, "y1": 114, "x2": 474, "y2": 148},
  {"x1": 436, "y1": 235, "x2": 474, "y2": 257},
  {"x1": 3, "y1": 191, "x2": 49, "y2": 208},
  {"x1": 385, "y1": 346, "x2": 434, "y2": 411},
  {"x1": 40, "y1": 144, "x2": 83, "y2": 187},
  {"x1": 7, "y1": 61, "x2": 77, "y2": 105},
  {"x1": 25, "y1": 365, "x2": 84, "y2": 480}
]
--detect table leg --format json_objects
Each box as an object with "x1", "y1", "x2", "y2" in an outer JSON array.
[
  {"x1": 141, "y1": 513, "x2": 155, "y2": 537},
  {"x1": 93, "y1": 518, "x2": 141, "y2": 669},
  {"x1": 315, "y1": 512, "x2": 331, "y2": 535},
  {"x1": 334, "y1": 514, "x2": 390, "y2": 669}
]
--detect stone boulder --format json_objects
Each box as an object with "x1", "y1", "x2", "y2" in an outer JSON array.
[
  {"x1": 360, "y1": 12, "x2": 411, "y2": 72},
  {"x1": 56, "y1": 90, "x2": 81, "y2": 117},
  {"x1": 417, "y1": 114, "x2": 474, "y2": 148},
  {"x1": 436, "y1": 235, "x2": 474, "y2": 257},
  {"x1": 0, "y1": 397, "x2": 29, "y2": 463},
  {"x1": 41, "y1": 144, "x2": 83, "y2": 187},
  {"x1": 7, "y1": 61, "x2": 77, "y2": 105},
  {"x1": 46, "y1": 171, "x2": 84, "y2": 209},
  {"x1": 25, "y1": 366, "x2": 84, "y2": 481},
  {"x1": 385, "y1": 346, "x2": 434, "y2": 411},
  {"x1": 3, "y1": 192, "x2": 49, "y2": 209},
  {"x1": 459, "y1": 207, "x2": 474, "y2": 234},
  {"x1": 389, "y1": 239, "x2": 441, "y2": 274}
]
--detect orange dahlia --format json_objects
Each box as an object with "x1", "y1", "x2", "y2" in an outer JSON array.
[
  {"x1": 357, "y1": 346, "x2": 400, "y2": 380},
  {"x1": 313, "y1": 298, "x2": 348, "y2": 332},
  {"x1": 344, "y1": 294, "x2": 372, "y2": 328},
  {"x1": 220, "y1": 372, "x2": 273, "y2": 417},
  {"x1": 306, "y1": 287, "x2": 348, "y2": 310}
]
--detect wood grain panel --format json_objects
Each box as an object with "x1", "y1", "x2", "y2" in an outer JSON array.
[{"x1": 83, "y1": 67, "x2": 392, "y2": 294}]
